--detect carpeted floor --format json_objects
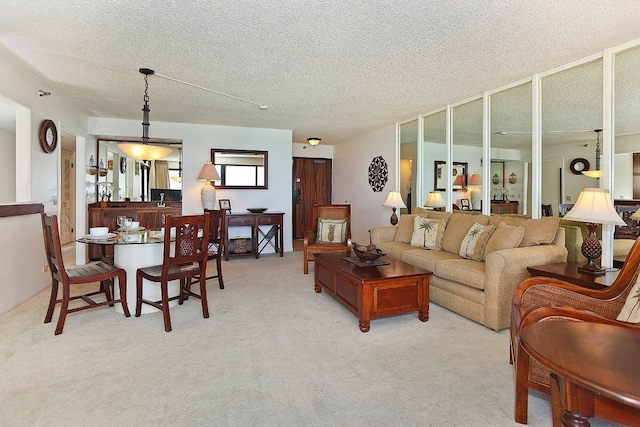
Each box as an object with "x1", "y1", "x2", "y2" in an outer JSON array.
[{"x1": 0, "y1": 251, "x2": 619, "y2": 426}]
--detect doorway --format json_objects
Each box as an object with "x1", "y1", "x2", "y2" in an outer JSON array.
[
  {"x1": 59, "y1": 132, "x2": 77, "y2": 245},
  {"x1": 292, "y1": 157, "x2": 332, "y2": 239}
]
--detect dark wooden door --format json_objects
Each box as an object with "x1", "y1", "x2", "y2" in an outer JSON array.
[
  {"x1": 633, "y1": 153, "x2": 640, "y2": 199},
  {"x1": 293, "y1": 157, "x2": 332, "y2": 239}
]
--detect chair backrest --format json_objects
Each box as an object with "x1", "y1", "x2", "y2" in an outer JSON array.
[
  {"x1": 541, "y1": 204, "x2": 553, "y2": 217},
  {"x1": 41, "y1": 213, "x2": 68, "y2": 281},
  {"x1": 558, "y1": 203, "x2": 574, "y2": 217},
  {"x1": 311, "y1": 204, "x2": 351, "y2": 238},
  {"x1": 204, "y1": 209, "x2": 226, "y2": 254},
  {"x1": 161, "y1": 213, "x2": 209, "y2": 274}
]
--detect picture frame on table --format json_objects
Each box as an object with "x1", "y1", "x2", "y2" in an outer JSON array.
[
  {"x1": 219, "y1": 199, "x2": 231, "y2": 213},
  {"x1": 460, "y1": 198, "x2": 471, "y2": 210}
]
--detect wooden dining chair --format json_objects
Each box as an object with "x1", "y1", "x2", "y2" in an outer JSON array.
[
  {"x1": 303, "y1": 204, "x2": 352, "y2": 274},
  {"x1": 135, "y1": 213, "x2": 210, "y2": 332},
  {"x1": 200, "y1": 209, "x2": 226, "y2": 289},
  {"x1": 41, "y1": 213, "x2": 129, "y2": 335}
]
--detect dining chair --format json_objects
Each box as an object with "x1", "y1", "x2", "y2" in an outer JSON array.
[
  {"x1": 41, "y1": 213, "x2": 129, "y2": 335},
  {"x1": 135, "y1": 213, "x2": 210, "y2": 332},
  {"x1": 303, "y1": 204, "x2": 352, "y2": 274},
  {"x1": 541, "y1": 204, "x2": 553, "y2": 217},
  {"x1": 199, "y1": 209, "x2": 226, "y2": 289}
]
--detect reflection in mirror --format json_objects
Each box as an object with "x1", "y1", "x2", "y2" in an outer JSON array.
[
  {"x1": 435, "y1": 161, "x2": 468, "y2": 191},
  {"x1": 400, "y1": 119, "x2": 418, "y2": 213},
  {"x1": 98, "y1": 139, "x2": 182, "y2": 201},
  {"x1": 490, "y1": 82, "x2": 531, "y2": 215},
  {"x1": 541, "y1": 59, "x2": 602, "y2": 216},
  {"x1": 452, "y1": 99, "x2": 482, "y2": 209},
  {"x1": 0, "y1": 97, "x2": 16, "y2": 203},
  {"x1": 211, "y1": 148, "x2": 268, "y2": 189},
  {"x1": 614, "y1": 44, "x2": 640, "y2": 201},
  {"x1": 422, "y1": 111, "x2": 446, "y2": 208}
]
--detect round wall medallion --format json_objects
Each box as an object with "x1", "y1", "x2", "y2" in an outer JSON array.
[
  {"x1": 368, "y1": 156, "x2": 388, "y2": 192},
  {"x1": 569, "y1": 158, "x2": 590, "y2": 175},
  {"x1": 38, "y1": 119, "x2": 58, "y2": 153}
]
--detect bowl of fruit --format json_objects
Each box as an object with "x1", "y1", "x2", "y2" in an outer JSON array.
[{"x1": 352, "y1": 243, "x2": 386, "y2": 263}]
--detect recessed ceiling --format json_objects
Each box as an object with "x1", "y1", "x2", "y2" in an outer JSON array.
[{"x1": 2, "y1": 1, "x2": 640, "y2": 144}]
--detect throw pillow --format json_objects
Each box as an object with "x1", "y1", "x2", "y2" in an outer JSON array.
[
  {"x1": 484, "y1": 222, "x2": 525, "y2": 256},
  {"x1": 616, "y1": 277, "x2": 640, "y2": 323},
  {"x1": 459, "y1": 222, "x2": 496, "y2": 261},
  {"x1": 315, "y1": 218, "x2": 347, "y2": 244},
  {"x1": 498, "y1": 216, "x2": 559, "y2": 247},
  {"x1": 410, "y1": 217, "x2": 447, "y2": 250},
  {"x1": 393, "y1": 214, "x2": 415, "y2": 243}
]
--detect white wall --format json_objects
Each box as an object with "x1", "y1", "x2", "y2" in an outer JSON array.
[
  {"x1": 333, "y1": 124, "x2": 397, "y2": 244},
  {"x1": 0, "y1": 127, "x2": 16, "y2": 203},
  {"x1": 89, "y1": 118, "x2": 294, "y2": 252},
  {"x1": 614, "y1": 152, "x2": 633, "y2": 199}
]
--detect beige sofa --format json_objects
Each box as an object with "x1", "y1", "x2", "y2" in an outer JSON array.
[{"x1": 370, "y1": 209, "x2": 567, "y2": 330}]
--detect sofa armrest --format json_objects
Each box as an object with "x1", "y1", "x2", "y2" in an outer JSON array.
[
  {"x1": 370, "y1": 226, "x2": 397, "y2": 245},
  {"x1": 482, "y1": 244, "x2": 568, "y2": 330}
]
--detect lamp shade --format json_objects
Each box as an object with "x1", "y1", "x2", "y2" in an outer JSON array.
[
  {"x1": 468, "y1": 173, "x2": 482, "y2": 186},
  {"x1": 197, "y1": 162, "x2": 221, "y2": 182},
  {"x1": 383, "y1": 191, "x2": 407, "y2": 209},
  {"x1": 631, "y1": 207, "x2": 640, "y2": 221},
  {"x1": 582, "y1": 170, "x2": 604, "y2": 178},
  {"x1": 453, "y1": 174, "x2": 465, "y2": 187},
  {"x1": 562, "y1": 188, "x2": 625, "y2": 226},
  {"x1": 118, "y1": 142, "x2": 173, "y2": 160},
  {"x1": 424, "y1": 191, "x2": 445, "y2": 208}
]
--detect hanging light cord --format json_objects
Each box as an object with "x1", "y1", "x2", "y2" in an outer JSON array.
[{"x1": 154, "y1": 72, "x2": 268, "y2": 110}]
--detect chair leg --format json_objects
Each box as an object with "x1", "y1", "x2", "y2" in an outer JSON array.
[
  {"x1": 161, "y1": 280, "x2": 172, "y2": 332},
  {"x1": 135, "y1": 273, "x2": 143, "y2": 317},
  {"x1": 304, "y1": 252, "x2": 309, "y2": 274},
  {"x1": 514, "y1": 340, "x2": 530, "y2": 424},
  {"x1": 103, "y1": 279, "x2": 114, "y2": 306},
  {"x1": 44, "y1": 279, "x2": 59, "y2": 324},
  {"x1": 199, "y1": 276, "x2": 210, "y2": 319},
  {"x1": 54, "y1": 283, "x2": 71, "y2": 335},
  {"x1": 117, "y1": 272, "x2": 130, "y2": 317},
  {"x1": 216, "y1": 256, "x2": 224, "y2": 289}
]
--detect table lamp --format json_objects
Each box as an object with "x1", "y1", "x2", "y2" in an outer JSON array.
[
  {"x1": 562, "y1": 188, "x2": 626, "y2": 275},
  {"x1": 383, "y1": 191, "x2": 407, "y2": 225},
  {"x1": 424, "y1": 191, "x2": 445, "y2": 211},
  {"x1": 197, "y1": 162, "x2": 221, "y2": 210},
  {"x1": 468, "y1": 173, "x2": 482, "y2": 210},
  {"x1": 631, "y1": 207, "x2": 640, "y2": 222},
  {"x1": 452, "y1": 174, "x2": 465, "y2": 189}
]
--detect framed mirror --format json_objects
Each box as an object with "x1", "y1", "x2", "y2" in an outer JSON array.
[
  {"x1": 435, "y1": 161, "x2": 467, "y2": 191},
  {"x1": 211, "y1": 148, "x2": 268, "y2": 189}
]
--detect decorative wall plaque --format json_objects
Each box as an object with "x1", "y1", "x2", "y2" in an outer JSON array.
[{"x1": 368, "y1": 156, "x2": 388, "y2": 192}]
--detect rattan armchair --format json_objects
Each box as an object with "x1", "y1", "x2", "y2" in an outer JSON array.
[{"x1": 511, "y1": 237, "x2": 640, "y2": 424}]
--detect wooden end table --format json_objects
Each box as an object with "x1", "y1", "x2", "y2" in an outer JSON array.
[
  {"x1": 520, "y1": 321, "x2": 640, "y2": 426},
  {"x1": 527, "y1": 262, "x2": 618, "y2": 290},
  {"x1": 313, "y1": 252, "x2": 432, "y2": 333}
]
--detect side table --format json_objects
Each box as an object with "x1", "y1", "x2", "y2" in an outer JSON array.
[{"x1": 527, "y1": 262, "x2": 618, "y2": 290}]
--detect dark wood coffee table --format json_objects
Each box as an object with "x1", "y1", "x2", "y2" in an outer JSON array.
[
  {"x1": 520, "y1": 321, "x2": 640, "y2": 426},
  {"x1": 313, "y1": 252, "x2": 432, "y2": 332}
]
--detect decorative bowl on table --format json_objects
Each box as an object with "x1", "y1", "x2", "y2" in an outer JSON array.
[
  {"x1": 247, "y1": 208, "x2": 268, "y2": 213},
  {"x1": 352, "y1": 243, "x2": 386, "y2": 263}
]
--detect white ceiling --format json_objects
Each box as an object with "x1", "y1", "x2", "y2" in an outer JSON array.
[{"x1": 2, "y1": 1, "x2": 640, "y2": 145}]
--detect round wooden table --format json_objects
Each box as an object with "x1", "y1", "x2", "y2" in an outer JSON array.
[{"x1": 520, "y1": 321, "x2": 640, "y2": 426}]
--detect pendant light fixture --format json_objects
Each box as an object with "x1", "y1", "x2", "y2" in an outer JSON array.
[
  {"x1": 582, "y1": 129, "x2": 604, "y2": 179},
  {"x1": 118, "y1": 68, "x2": 173, "y2": 161}
]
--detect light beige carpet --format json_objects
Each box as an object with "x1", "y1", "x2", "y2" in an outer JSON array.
[{"x1": 0, "y1": 252, "x2": 619, "y2": 426}]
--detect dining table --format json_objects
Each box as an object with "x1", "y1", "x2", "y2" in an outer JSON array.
[{"x1": 78, "y1": 228, "x2": 179, "y2": 314}]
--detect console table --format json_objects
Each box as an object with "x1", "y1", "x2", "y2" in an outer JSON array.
[{"x1": 225, "y1": 212, "x2": 284, "y2": 260}]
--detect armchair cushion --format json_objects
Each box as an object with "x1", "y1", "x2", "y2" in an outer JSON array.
[
  {"x1": 315, "y1": 218, "x2": 347, "y2": 244},
  {"x1": 617, "y1": 276, "x2": 640, "y2": 323},
  {"x1": 459, "y1": 222, "x2": 496, "y2": 261},
  {"x1": 410, "y1": 217, "x2": 447, "y2": 250}
]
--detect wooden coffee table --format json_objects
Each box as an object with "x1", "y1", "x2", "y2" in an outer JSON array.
[
  {"x1": 313, "y1": 252, "x2": 432, "y2": 332},
  {"x1": 520, "y1": 321, "x2": 640, "y2": 426}
]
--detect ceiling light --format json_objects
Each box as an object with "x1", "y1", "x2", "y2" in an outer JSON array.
[
  {"x1": 118, "y1": 68, "x2": 173, "y2": 161},
  {"x1": 307, "y1": 137, "x2": 321, "y2": 146},
  {"x1": 582, "y1": 130, "x2": 602, "y2": 179}
]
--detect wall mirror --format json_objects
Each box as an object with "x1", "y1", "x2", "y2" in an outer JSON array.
[
  {"x1": 452, "y1": 98, "x2": 482, "y2": 209},
  {"x1": 423, "y1": 110, "x2": 447, "y2": 205},
  {"x1": 400, "y1": 119, "x2": 418, "y2": 213},
  {"x1": 435, "y1": 161, "x2": 467, "y2": 191},
  {"x1": 211, "y1": 148, "x2": 268, "y2": 189}
]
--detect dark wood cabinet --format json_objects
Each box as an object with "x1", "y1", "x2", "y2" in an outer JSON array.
[
  {"x1": 490, "y1": 201, "x2": 519, "y2": 215},
  {"x1": 87, "y1": 202, "x2": 181, "y2": 260}
]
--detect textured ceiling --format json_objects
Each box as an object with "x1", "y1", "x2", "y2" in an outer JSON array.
[{"x1": 2, "y1": 1, "x2": 640, "y2": 145}]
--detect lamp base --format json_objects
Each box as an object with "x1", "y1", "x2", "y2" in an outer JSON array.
[
  {"x1": 390, "y1": 207, "x2": 398, "y2": 226},
  {"x1": 578, "y1": 261, "x2": 606, "y2": 275},
  {"x1": 579, "y1": 223, "x2": 605, "y2": 275},
  {"x1": 201, "y1": 181, "x2": 216, "y2": 210}
]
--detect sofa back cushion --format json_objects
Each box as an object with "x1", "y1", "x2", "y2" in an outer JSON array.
[
  {"x1": 484, "y1": 222, "x2": 525, "y2": 256},
  {"x1": 459, "y1": 223, "x2": 496, "y2": 261},
  {"x1": 410, "y1": 217, "x2": 447, "y2": 250},
  {"x1": 441, "y1": 213, "x2": 490, "y2": 254},
  {"x1": 490, "y1": 216, "x2": 559, "y2": 247},
  {"x1": 393, "y1": 214, "x2": 415, "y2": 243}
]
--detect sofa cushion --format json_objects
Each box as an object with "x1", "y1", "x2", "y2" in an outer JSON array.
[
  {"x1": 315, "y1": 218, "x2": 347, "y2": 244},
  {"x1": 435, "y1": 258, "x2": 486, "y2": 290},
  {"x1": 414, "y1": 207, "x2": 452, "y2": 222},
  {"x1": 459, "y1": 223, "x2": 496, "y2": 261},
  {"x1": 617, "y1": 275, "x2": 640, "y2": 323},
  {"x1": 393, "y1": 214, "x2": 415, "y2": 243},
  {"x1": 400, "y1": 248, "x2": 461, "y2": 272},
  {"x1": 492, "y1": 216, "x2": 559, "y2": 247},
  {"x1": 410, "y1": 217, "x2": 447, "y2": 250},
  {"x1": 441, "y1": 213, "x2": 490, "y2": 254},
  {"x1": 484, "y1": 222, "x2": 525, "y2": 256},
  {"x1": 376, "y1": 241, "x2": 413, "y2": 260}
]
